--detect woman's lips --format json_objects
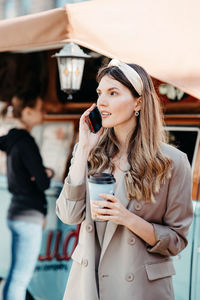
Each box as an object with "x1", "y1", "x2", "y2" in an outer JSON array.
[{"x1": 101, "y1": 111, "x2": 111, "y2": 118}]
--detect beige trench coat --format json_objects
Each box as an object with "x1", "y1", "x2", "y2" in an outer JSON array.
[{"x1": 56, "y1": 143, "x2": 193, "y2": 300}]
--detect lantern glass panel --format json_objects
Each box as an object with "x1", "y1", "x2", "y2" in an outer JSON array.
[{"x1": 57, "y1": 57, "x2": 85, "y2": 92}]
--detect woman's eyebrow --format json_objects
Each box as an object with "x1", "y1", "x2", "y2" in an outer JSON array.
[
  {"x1": 108, "y1": 87, "x2": 120, "y2": 91},
  {"x1": 96, "y1": 87, "x2": 120, "y2": 92}
]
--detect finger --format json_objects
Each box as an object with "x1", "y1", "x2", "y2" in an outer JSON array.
[
  {"x1": 81, "y1": 103, "x2": 96, "y2": 119},
  {"x1": 96, "y1": 126, "x2": 104, "y2": 136},
  {"x1": 92, "y1": 207, "x2": 114, "y2": 216},
  {"x1": 96, "y1": 214, "x2": 115, "y2": 221},
  {"x1": 92, "y1": 200, "x2": 113, "y2": 208},
  {"x1": 92, "y1": 204, "x2": 112, "y2": 212},
  {"x1": 98, "y1": 193, "x2": 118, "y2": 202}
]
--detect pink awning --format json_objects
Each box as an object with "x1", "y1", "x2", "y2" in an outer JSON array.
[
  {"x1": 0, "y1": 0, "x2": 199, "y2": 99},
  {"x1": 0, "y1": 8, "x2": 70, "y2": 52}
]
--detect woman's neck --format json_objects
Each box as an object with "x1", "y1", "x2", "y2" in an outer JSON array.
[
  {"x1": 114, "y1": 122, "x2": 137, "y2": 153},
  {"x1": 16, "y1": 120, "x2": 32, "y2": 132}
]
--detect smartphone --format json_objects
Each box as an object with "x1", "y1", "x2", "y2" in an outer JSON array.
[{"x1": 86, "y1": 106, "x2": 102, "y2": 133}]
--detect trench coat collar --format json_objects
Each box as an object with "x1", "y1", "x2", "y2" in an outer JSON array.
[{"x1": 99, "y1": 170, "x2": 129, "y2": 263}]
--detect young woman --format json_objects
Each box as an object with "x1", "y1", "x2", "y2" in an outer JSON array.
[
  {"x1": 56, "y1": 59, "x2": 193, "y2": 300},
  {"x1": 0, "y1": 96, "x2": 53, "y2": 300}
]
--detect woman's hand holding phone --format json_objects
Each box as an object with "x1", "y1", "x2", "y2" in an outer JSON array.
[
  {"x1": 79, "y1": 104, "x2": 103, "y2": 151},
  {"x1": 68, "y1": 104, "x2": 102, "y2": 185},
  {"x1": 86, "y1": 106, "x2": 102, "y2": 133}
]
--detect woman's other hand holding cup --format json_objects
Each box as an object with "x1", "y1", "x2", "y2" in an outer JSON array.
[{"x1": 92, "y1": 194, "x2": 132, "y2": 226}]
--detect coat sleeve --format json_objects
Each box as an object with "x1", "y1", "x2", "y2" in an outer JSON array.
[
  {"x1": 20, "y1": 137, "x2": 50, "y2": 191},
  {"x1": 56, "y1": 144, "x2": 86, "y2": 225},
  {"x1": 0, "y1": 135, "x2": 7, "y2": 151},
  {"x1": 147, "y1": 152, "x2": 193, "y2": 256}
]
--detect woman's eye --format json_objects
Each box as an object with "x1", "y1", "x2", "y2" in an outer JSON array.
[{"x1": 110, "y1": 91, "x2": 117, "y2": 96}]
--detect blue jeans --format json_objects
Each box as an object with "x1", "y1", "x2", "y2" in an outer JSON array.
[{"x1": 3, "y1": 220, "x2": 42, "y2": 300}]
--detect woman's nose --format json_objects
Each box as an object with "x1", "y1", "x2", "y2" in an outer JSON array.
[{"x1": 97, "y1": 94, "x2": 107, "y2": 106}]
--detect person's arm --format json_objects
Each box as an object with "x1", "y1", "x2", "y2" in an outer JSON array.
[
  {"x1": 0, "y1": 134, "x2": 7, "y2": 151},
  {"x1": 68, "y1": 143, "x2": 91, "y2": 185},
  {"x1": 56, "y1": 104, "x2": 104, "y2": 225},
  {"x1": 45, "y1": 167, "x2": 54, "y2": 179},
  {"x1": 68, "y1": 103, "x2": 103, "y2": 185},
  {"x1": 146, "y1": 153, "x2": 193, "y2": 256},
  {"x1": 20, "y1": 137, "x2": 50, "y2": 191},
  {"x1": 92, "y1": 153, "x2": 193, "y2": 255},
  {"x1": 125, "y1": 211, "x2": 157, "y2": 246},
  {"x1": 92, "y1": 193, "x2": 157, "y2": 246},
  {"x1": 56, "y1": 143, "x2": 88, "y2": 225}
]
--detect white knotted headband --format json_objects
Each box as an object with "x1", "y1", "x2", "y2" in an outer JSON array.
[{"x1": 108, "y1": 59, "x2": 143, "y2": 96}]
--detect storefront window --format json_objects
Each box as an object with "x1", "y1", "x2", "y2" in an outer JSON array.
[
  {"x1": 4, "y1": 0, "x2": 17, "y2": 19},
  {"x1": 56, "y1": 0, "x2": 90, "y2": 7},
  {"x1": 20, "y1": 0, "x2": 31, "y2": 15},
  {"x1": 166, "y1": 127, "x2": 199, "y2": 167}
]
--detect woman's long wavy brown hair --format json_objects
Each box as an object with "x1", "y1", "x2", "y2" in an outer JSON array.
[{"x1": 88, "y1": 63, "x2": 172, "y2": 203}]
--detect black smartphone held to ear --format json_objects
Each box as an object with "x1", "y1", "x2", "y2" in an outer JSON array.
[{"x1": 86, "y1": 106, "x2": 102, "y2": 133}]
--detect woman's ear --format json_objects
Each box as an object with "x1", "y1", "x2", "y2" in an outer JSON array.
[
  {"x1": 135, "y1": 96, "x2": 142, "y2": 112},
  {"x1": 21, "y1": 106, "x2": 32, "y2": 120}
]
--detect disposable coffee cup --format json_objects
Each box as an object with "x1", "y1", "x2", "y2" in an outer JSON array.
[{"x1": 88, "y1": 173, "x2": 116, "y2": 221}]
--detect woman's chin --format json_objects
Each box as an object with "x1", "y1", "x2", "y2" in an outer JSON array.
[
  {"x1": 102, "y1": 121, "x2": 114, "y2": 129},
  {"x1": 102, "y1": 125, "x2": 113, "y2": 129}
]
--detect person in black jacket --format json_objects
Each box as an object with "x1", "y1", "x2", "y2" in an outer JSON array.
[{"x1": 0, "y1": 96, "x2": 53, "y2": 300}]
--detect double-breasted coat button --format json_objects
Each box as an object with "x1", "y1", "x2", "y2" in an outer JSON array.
[
  {"x1": 86, "y1": 224, "x2": 93, "y2": 233},
  {"x1": 134, "y1": 202, "x2": 142, "y2": 211},
  {"x1": 125, "y1": 273, "x2": 134, "y2": 282},
  {"x1": 128, "y1": 237, "x2": 136, "y2": 245},
  {"x1": 82, "y1": 259, "x2": 88, "y2": 267},
  {"x1": 102, "y1": 274, "x2": 109, "y2": 278}
]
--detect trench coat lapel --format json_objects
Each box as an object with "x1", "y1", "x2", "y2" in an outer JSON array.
[{"x1": 99, "y1": 171, "x2": 129, "y2": 263}]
